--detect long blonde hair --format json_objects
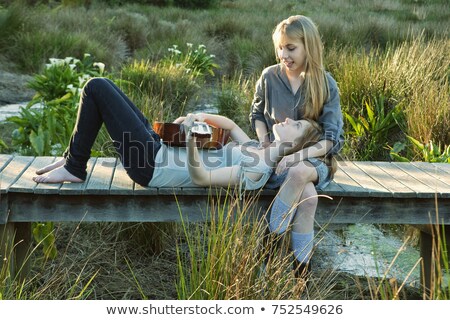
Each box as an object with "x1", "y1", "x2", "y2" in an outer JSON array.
[{"x1": 272, "y1": 15, "x2": 329, "y2": 121}]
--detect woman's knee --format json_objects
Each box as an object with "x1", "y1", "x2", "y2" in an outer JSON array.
[
  {"x1": 291, "y1": 183, "x2": 317, "y2": 227},
  {"x1": 286, "y1": 161, "x2": 318, "y2": 185},
  {"x1": 83, "y1": 77, "x2": 109, "y2": 93}
]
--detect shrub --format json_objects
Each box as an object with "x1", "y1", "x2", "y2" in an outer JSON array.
[
  {"x1": 111, "y1": 10, "x2": 150, "y2": 53},
  {"x1": 216, "y1": 72, "x2": 255, "y2": 136},
  {"x1": 390, "y1": 137, "x2": 450, "y2": 163},
  {"x1": 344, "y1": 95, "x2": 404, "y2": 161},
  {"x1": 7, "y1": 54, "x2": 105, "y2": 156},
  {"x1": 119, "y1": 59, "x2": 200, "y2": 122},
  {"x1": 173, "y1": 0, "x2": 219, "y2": 9},
  {"x1": 0, "y1": 4, "x2": 128, "y2": 73},
  {"x1": 161, "y1": 43, "x2": 219, "y2": 77}
]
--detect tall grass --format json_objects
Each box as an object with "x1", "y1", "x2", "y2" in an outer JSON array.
[
  {"x1": 176, "y1": 191, "x2": 306, "y2": 299},
  {"x1": 176, "y1": 190, "x2": 343, "y2": 300},
  {"x1": 118, "y1": 59, "x2": 200, "y2": 122},
  {"x1": 216, "y1": 72, "x2": 256, "y2": 136},
  {"x1": 422, "y1": 223, "x2": 450, "y2": 300},
  {"x1": 1, "y1": 223, "x2": 97, "y2": 299},
  {"x1": 1, "y1": 221, "x2": 179, "y2": 299},
  {"x1": 328, "y1": 34, "x2": 449, "y2": 160}
]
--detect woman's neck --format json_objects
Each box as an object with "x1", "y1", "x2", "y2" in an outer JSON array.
[{"x1": 284, "y1": 68, "x2": 305, "y2": 94}]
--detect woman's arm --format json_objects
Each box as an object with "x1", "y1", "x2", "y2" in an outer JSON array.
[
  {"x1": 254, "y1": 119, "x2": 270, "y2": 144},
  {"x1": 249, "y1": 74, "x2": 268, "y2": 134},
  {"x1": 175, "y1": 113, "x2": 251, "y2": 144},
  {"x1": 186, "y1": 133, "x2": 241, "y2": 186},
  {"x1": 186, "y1": 128, "x2": 264, "y2": 187},
  {"x1": 275, "y1": 139, "x2": 333, "y2": 174}
]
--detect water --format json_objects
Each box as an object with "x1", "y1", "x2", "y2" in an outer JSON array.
[
  {"x1": 192, "y1": 103, "x2": 219, "y2": 115},
  {"x1": 0, "y1": 102, "x2": 43, "y2": 121},
  {"x1": 315, "y1": 224, "x2": 421, "y2": 286},
  {"x1": 0, "y1": 102, "x2": 27, "y2": 121}
]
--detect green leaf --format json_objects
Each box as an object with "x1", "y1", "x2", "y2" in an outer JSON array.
[
  {"x1": 365, "y1": 100, "x2": 375, "y2": 125},
  {"x1": 359, "y1": 116, "x2": 370, "y2": 131},
  {"x1": 29, "y1": 130, "x2": 44, "y2": 156},
  {"x1": 407, "y1": 135, "x2": 424, "y2": 150},
  {"x1": 344, "y1": 112, "x2": 358, "y2": 130},
  {"x1": 29, "y1": 126, "x2": 49, "y2": 156},
  {"x1": 389, "y1": 152, "x2": 410, "y2": 162}
]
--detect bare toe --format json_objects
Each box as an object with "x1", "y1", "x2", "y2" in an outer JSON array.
[{"x1": 33, "y1": 166, "x2": 83, "y2": 184}]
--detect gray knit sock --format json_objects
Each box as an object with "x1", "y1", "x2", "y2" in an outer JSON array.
[
  {"x1": 291, "y1": 231, "x2": 314, "y2": 264},
  {"x1": 269, "y1": 197, "x2": 294, "y2": 234}
]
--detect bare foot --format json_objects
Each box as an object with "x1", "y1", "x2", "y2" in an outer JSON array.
[
  {"x1": 33, "y1": 166, "x2": 84, "y2": 183},
  {"x1": 35, "y1": 158, "x2": 66, "y2": 175}
]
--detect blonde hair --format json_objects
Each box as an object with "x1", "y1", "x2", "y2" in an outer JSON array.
[
  {"x1": 287, "y1": 119, "x2": 337, "y2": 177},
  {"x1": 272, "y1": 15, "x2": 329, "y2": 121}
]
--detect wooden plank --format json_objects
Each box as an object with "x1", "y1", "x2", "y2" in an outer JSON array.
[
  {"x1": 411, "y1": 162, "x2": 450, "y2": 189},
  {"x1": 0, "y1": 194, "x2": 8, "y2": 224},
  {"x1": 8, "y1": 194, "x2": 210, "y2": 223},
  {"x1": 319, "y1": 179, "x2": 346, "y2": 196},
  {"x1": 393, "y1": 162, "x2": 450, "y2": 198},
  {"x1": 318, "y1": 197, "x2": 449, "y2": 225},
  {"x1": 354, "y1": 161, "x2": 416, "y2": 198},
  {"x1": 0, "y1": 154, "x2": 14, "y2": 197},
  {"x1": 84, "y1": 157, "x2": 115, "y2": 195},
  {"x1": 0, "y1": 154, "x2": 13, "y2": 172},
  {"x1": 432, "y1": 163, "x2": 450, "y2": 175},
  {"x1": 331, "y1": 162, "x2": 374, "y2": 196},
  {"x1": 59, "y1": 158, "x2": 97, "y2": 195},
  {"x1": 179, "y1": 187, "x2": 214, "y2": 196},
  {"x1": 7, "y1": 193, "x2": 450, "y2": 225},
  {"x1": 0, "y1": 156, "x2": 34, "y2": 193},
  {"x1": 109, "y1": 161, "x2": 134, "y2": 195},
  {"x1": 338, "y1": 161, "x2": 391, "y2": 196},
  {"x1": 9, "y1": 156, "x2": 56, "y2": 193},
  {"x1": 158, "y1": 187, "x2": 183, "y2": 195},
  {"x1": 134, "y1": 184, "x2": 158, "y2": 195},
  {"x1": 373, "y1": 162, "x2": 436, "y2": 198}
]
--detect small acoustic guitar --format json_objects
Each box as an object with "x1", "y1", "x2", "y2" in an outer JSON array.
[{"x1": 153, "y1": 122, "x2": 231, "y2": 150}]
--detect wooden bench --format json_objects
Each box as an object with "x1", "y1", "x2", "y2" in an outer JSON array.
[{"x1": 1, "y1": 154, "x2": 449, "y2": 290}]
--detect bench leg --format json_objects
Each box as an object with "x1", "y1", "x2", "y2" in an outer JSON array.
[
  {"x1": 420, "y1": 225, "x2": 450, "y2": 296},
  {"x1": 0, "y1": 222, "x2": 32, "y2": 282}
]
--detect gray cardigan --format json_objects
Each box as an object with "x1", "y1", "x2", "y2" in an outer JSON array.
[{"x1": 249, "y1": 64, "x2": 344, "y2": 155}]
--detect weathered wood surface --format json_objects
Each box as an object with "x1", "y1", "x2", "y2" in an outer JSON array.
[{"x1": 0, "y1": 155, "x2": 449, "y2": 225}]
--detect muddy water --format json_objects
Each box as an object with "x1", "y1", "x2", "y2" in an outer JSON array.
[{"x1": 315, "y1": 224, "x2": 421, "y2": 286}]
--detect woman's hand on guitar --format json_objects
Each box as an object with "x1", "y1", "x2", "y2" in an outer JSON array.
[
  {"x1": 183, "y1": 113, "x2": 196, "y2": 128},
  {"x1": 173, "y1": 113, "x2": 205, "y2": 124},
  {"x1": 173, "y1": 116, "x2": 186, "y2": 124}
]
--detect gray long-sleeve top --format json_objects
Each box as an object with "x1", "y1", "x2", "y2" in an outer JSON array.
[{"x1": 249, "y1": 64, "x2": 344, "y2": 155}]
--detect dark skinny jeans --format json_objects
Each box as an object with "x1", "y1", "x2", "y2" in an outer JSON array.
[{"x1": 64, "y1": 77, "x2": 161, "y2": 186}]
